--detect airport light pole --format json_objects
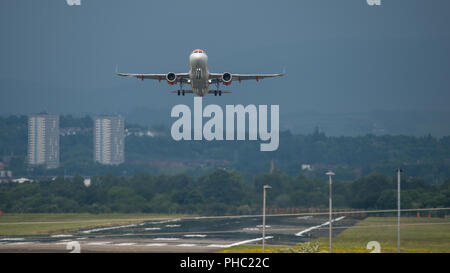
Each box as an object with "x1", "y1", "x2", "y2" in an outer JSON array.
[
  {"x1": 326, "y1": 171, "x2": 335, "y2": 253},
  {"x1": 396, "y1": 168, "x2": 403, "y2": 253},
  {"x1": 262, "y1": 185, "x2": 272, "y2": 253}
]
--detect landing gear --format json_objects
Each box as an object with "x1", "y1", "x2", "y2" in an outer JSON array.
[
  {"x1": 178, "y1": 81, "x2": 184, "y2": 96},
  {"x1": 214, "y1": 81, "x2": 221, "y2": 97}
]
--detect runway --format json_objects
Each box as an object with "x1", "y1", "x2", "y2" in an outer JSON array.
[{"x1": 0, "y1": 215, "x2": 354, "y2": 253}]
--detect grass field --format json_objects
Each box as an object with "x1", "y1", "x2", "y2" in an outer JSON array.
[
  {"x1": 220, "y1": 217, "x2": 450, "y2": 253},
  {"x1": 318, "y1": 216, "x2": 450, "y2": 253},
  {"x1": 0, "y1": 213, "x2": 191, "y2": 235}
]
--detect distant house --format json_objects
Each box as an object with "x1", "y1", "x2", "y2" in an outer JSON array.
[
  {"x1": 59, "y1": 127, "x2": 81, "y2": 136},
  {"x1": 0, "y1": 170, "x2": 12, "y2": 178},
  {"x1": 12, "y1": 177, "x2": 33, "y2": 183},
  {"x1": 301, "y1": 164, "x2": 313, "y2": 171},
  {"x1": 83, "y1": 177, "x2": 91, "y2": 187},
  {"x1": 125, "y1": 128, "x2": 155, "y2": 137}
]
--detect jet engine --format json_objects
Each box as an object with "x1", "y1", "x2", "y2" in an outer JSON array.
[
  {"x1": 166, "y1": 72, "x2": 177, "y2": 85},
  {"x1": 222, "y1": 72, "x2": 232, "y2": 86}
]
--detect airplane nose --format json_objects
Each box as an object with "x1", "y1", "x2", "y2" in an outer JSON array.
[{"x1": 190, "y1": 53, "x2": 207, "y2": 66}]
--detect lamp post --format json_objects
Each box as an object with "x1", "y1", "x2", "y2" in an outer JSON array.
[
  {"x1": 326, "y1": 171, "x2": 335, "y2": 253},
  {"x1": 262, "y1": 185, "x2": 272, "y2": 253},
  {"x1": 396, "y1": 168, "x2": 403, "y2": 253}
]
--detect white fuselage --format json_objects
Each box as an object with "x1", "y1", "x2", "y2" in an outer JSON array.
[{"x1": 189, "y1": 51, "x2": 210, "y2": 96}]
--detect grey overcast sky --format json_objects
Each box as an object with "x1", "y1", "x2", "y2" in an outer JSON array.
[{"x1": 0, "y1": 0, "x2": 449, "y2": 116}]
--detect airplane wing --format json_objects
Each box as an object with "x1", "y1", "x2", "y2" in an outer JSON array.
[
  {"x1": 117, "y1": 70, "x2": 190, "y2": 82},
  {"x1": 209, "y1": 73, "x2": 284, "y2": 83}
]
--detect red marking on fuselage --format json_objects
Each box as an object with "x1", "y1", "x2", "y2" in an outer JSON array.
[{"x1": 192, "y1": 49, "x2": 205, "y2": 53}]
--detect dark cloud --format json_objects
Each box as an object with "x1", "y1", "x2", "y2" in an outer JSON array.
[{"x1": 0, "y1": 0, "x2": 449, "y2": 133}]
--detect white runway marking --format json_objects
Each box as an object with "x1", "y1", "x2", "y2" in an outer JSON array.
[
  {"x1": 51, "y1": 234, "x2": 73, "y2": 238},
  {"x1": 0, "y1": 238, "x2": 25, "y2": 241},
  {"x1": 146, "y1": 243, "x2": 168, "y2": 247},
  {"x1": 184, "y1": 234, "x2": 207, "y2": 238},
  {"x1": 85, "y1": 241, "x2": 112, "y2": 245},
  {"x1": 243, "y1": 227, "x2": 259, "y2": 231},
  {"x1": 295, "y1": 216, "x2": 346, "y2": 236},
  {"x1": 144, "y1": 227, "x2": 161, "y2": 231},
  {"x1": 165, "y1": 224, "x2": 181, "y2": 228},
  {"x1": 148, "y1": 218, "x2": 181, "y2": 224},
  {"x1": 153, "y1": 238, "x2": 179, "y2": 241},
  {"x1": 296, "y1": 216, "x2": 313, "y2": 220},
  {"x1": 177, "y1": 244, "x2": 197, "y2": 247},
  {"x1": 82, "y1": 224, "x2": 137, "y2": 234},
  {"x1": 207, "y1": 236, "x2": 274, "y2": 248}
]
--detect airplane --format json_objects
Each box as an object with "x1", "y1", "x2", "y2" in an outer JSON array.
[{"x1": 117, "y1": 49, "x2": 284, "y2": 97}]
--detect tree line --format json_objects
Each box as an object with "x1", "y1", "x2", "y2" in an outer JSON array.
[
  {"x1": 0, "y1": 170, "x2": 448, "y2": 215},
  {"x1": 1, "y1": 115, "x2": 450, "y2": 182}
]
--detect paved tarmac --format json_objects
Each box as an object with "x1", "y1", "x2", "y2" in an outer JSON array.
[{"x1": 0, "y1": 215, "x2": 355, "y2": 253}]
